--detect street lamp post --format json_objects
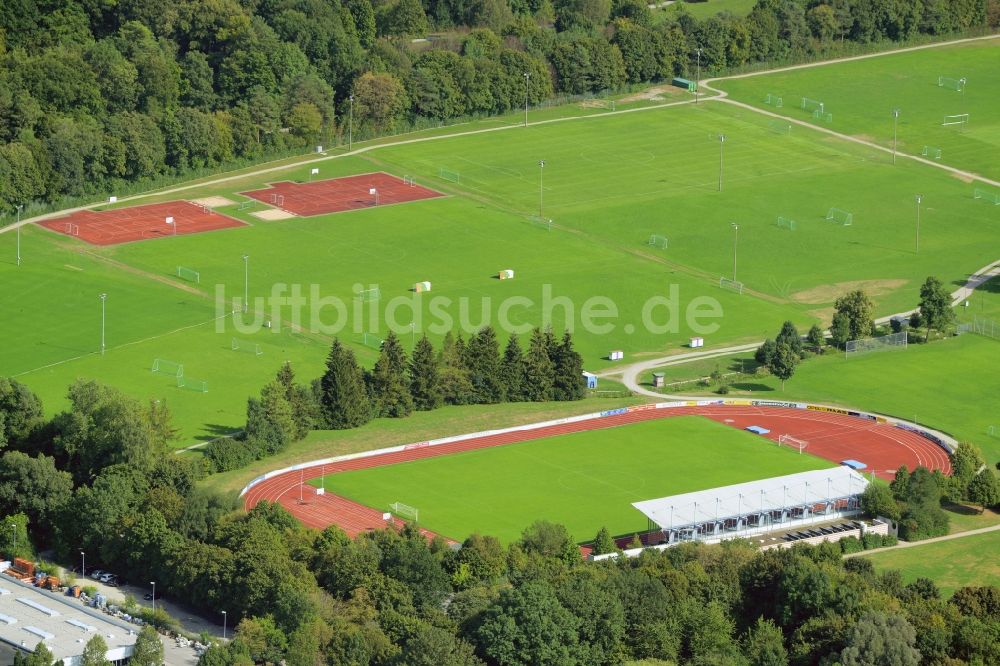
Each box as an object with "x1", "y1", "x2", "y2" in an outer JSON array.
[
  {"x1": 696, "y1": 48, "x2": 701, "y2": 105},
  {"x1": 15, "y1": 204, "x2": 23, "y2": 266},
  {"x1": 100, "y1": 293, "x2": 107, "y2": 355},
  {"x1": 731, "y1": 223, "x2": 739, "y2": 282},
  {"x1": 241, "y1": 255, "x2": 249, "y2": 313},
  {"x1": 80, "y1": 551, "x2": 85, "y2": 579},
  {"x1": 538, "y1": 160, "x2": 545, "y2": 220},
  {"x1": 348, "y1": 95, "x2": 354, "y2": 152},
  {"x1": 718, "y1": 134, "x2": 725, "y2": 192},
  {"x1": 915, "y1": 194, "x2": 922, "y2": 253},
  {"x1": 892, "y1": 109, "x2": 900, "y2": 165},
  {"x1": 222, "y1": 610, "x2": 227, "y2": 640},
  {"x1": 523, "y1": 73, "x2": 530, "y2": 127},
  {"x1": 150, "y1": 582, "x2": 156, "y2": 613},
  {"x1": 9, "y1": 523, "x2": 15, "y2": 559}
]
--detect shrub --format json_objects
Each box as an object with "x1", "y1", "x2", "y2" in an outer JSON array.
[{"x1": 839, "y1": 536, "x2": 863, "y2": 554}]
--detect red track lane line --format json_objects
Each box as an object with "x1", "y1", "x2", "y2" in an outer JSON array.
[{"x1": 246, "y1": 406, "x2": 953, "y2": 537}]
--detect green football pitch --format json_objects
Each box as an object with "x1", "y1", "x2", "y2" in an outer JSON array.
[
  {"x1": 861, "y1": 530, "x2": 1000, "y2": 596},
  {"x1": 308, "y1": 415, "x2": 835, "y2": 543},
  {"x1": 715, "y1": 39, "x2": 1000, "y2": 181},
  {"x1": 5, "y1": 40, "x2": 1000, "y2": 444}
]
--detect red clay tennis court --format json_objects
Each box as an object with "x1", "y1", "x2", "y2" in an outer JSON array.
[
  {"x1": 239, "y1": 172, "x2": 445, "y2": 217},
  {"x1": 39, "y1": 201, "x2": 246, "y2": 246}
]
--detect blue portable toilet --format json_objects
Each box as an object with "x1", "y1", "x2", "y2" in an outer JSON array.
[{"x1": 583, "y1": 371, "x2": 598, "y2": 389}]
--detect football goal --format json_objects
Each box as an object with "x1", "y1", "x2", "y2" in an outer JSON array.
[
  {"x1": 719, "y1": 277, "x2": 744, "y2": 294},
  {"x1": 764, "y1": 93, "x2": 783, "y2": 108},
  {"x1": 528, "y1": 215, "x2": 552, "y2": 231},
  {"x1": 937, "y1": 76, "x2": 966, "y2": 91},
  {"x1": 921, "y1": 146, "x2": 942, "y2": 160},
  {"x1": 64, "y1": 223, "x2": 80, "y2": 236},
  {"x1": 389, "y1": 502, "x2": 418, "y2": 523},
  {"x1": 151, "y1": 359, "x2": 184, "y2": 378},
  {"x1": 402, "y1": 175, "x2": 416, "y2": 186},
  {"x1": 776, "y1": 216, "x2": 796, "y2": 231},
  {"x1": 354, "y1": 286, "x2": 381, "y2": 302},
  {"x1": 801, "y1": 98, "x2": 824, "y2": 114},
  {"x1": 988, "y1": 425, "x2": 999, "y2": 439},
  {"x1": 269, "y1": 193, "x2": 285, "y2": 205},
  {"x1": 360, "y1": 332, "x2": 384, "y2": 349},
  {"x1": 845, "y1": 331, "x2": 907, "y2": 358},
  {"x1": 582, "y1": 99, "x2": 616, "y2": 111},
  {"x1": 238, "y1": 200, "x2": 254, "y2": 211},
  {"x1": 231, "y1": 338, "x2": 263, "y2": 356},
  {"x1": 439, "y1": 168, "x2": 461, "y2": 184},
  {"x1": 973, "y1": 188, "x2": 1000, "y2": 205},
  {"x1": 647, "y1": 234, "x2": 668, "y2": 249},
  {"x1": 778, "y1": 434, "x2": 809, "y2": 454},
  {"x1": 812, "y1": 110, "x2": 833, "y2": 123},
  {"x1": 942, "y1": 113, "x2": 969, "y2": 127},
  {"x1": 177, "y1": 266, "x2": 200, "y2": 283},
  {"x1": 826, "y1": 208, "x2": 853, "y2": 226},
  {"x1": 768, "y1": 119, "x2": 791, "y2": 135},
  {"x1": 177, "y1": 376, "x2": 208, "y2": 392}
]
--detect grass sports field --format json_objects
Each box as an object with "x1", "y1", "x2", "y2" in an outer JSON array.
[
  {"x1": 4, "y1": 39, "x2": 999, "y2": 444},
  {"x1": 860, "y1": 530, "x2": 1000, "y2": 596},
  {"x1": 308, "y1": 415, "x2": 835, "y2": 543},
  {"x1": 716, "y1": 39, "x2": 1000, "y2": 181}
]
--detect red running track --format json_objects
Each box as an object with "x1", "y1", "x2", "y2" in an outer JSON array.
[
  {"x1": 39, "y1": 201, "x2": 245, "y2": 246},
  {"x1": 243, "y1": 405, "x2": 951, "y2": 540},
  {"x1": 239, "y1": 172, "x2": 444, "y2": 217}
]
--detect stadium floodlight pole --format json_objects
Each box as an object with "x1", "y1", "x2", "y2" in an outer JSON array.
[
  {"x1": 538, "y1": 160, "x2": 545, "y2": 219},
  {"x1": 15, "y1": 204, "x2": 23, "y2": 266},
  {"x1": 695, "y1": 47, "x2": 701, "y2": 105},
  {"x1": 100, "y1": 293, "x2": 107, "y2": 355},
  {"x1": 222, "y1": 611, "x2": 227, "y2": 640},
  {"x1": 80, "y1": 551, "x2": 85, "y2": 578},
  {"x1": 892, "y1": 109, "x2": 900, "y2": 165},
  {"x1": 915, "y1": 194, "x2": 922, "y2": 253},
  {"x1": 348, "y1": 95, "x2": 354, "y2": 152},
  {"x1": 730, "y1": 223, "x2": 739, "y2": 282},
  {"x1": 523, "y1": 72, "x2": 530, "y2": 127},
  {"x1": 717, "y1": 134, "x2": 726, "y2": 190},
  {"x1": 241, "y1": 254, "x2": 249, "y2": 313},
  {"x1": 150, "y1": 581, "x2": 155, "y2": 613},
  {"x1": 9, "y1": 522, "x2": 15, "y2": 558}
]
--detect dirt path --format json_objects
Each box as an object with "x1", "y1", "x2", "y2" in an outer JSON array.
[{"x1": 843, "y1": 522, "x2": 1000, "y2": 558}]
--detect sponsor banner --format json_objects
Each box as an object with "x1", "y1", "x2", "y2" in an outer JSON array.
[
  {"x1": 847, "y1": 410, "x2": 877, "y2": 422},
  {"x1": 656, "y1": 401, "x2": 687, "y2": 410},
  {"x1": 751, "y1": 400, "x2": 801, "y2": 409},
  {"x1": 628, "y1": 404, "x2": 658, "y2": 412},
  {"x1": 894, "y1": 423, "x2": 953, "y2": 453},
  {"x1": 724, "y1": 400, "x2": 752, "y2": 406},
  {"x1": 807, "y1": 404, "x2": 850, "y2": 416},
  {"x1": 404, "y1": 441, "x2": 431, "y2": 450},
  {"x1": 601, "y1": 407, "x2": 629, "y2": 418}
]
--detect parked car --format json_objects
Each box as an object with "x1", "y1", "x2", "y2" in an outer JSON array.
[
  {"x1": 98, "y1": 573, "x2": 115, "y2": 584},
  {"x1": 89, "y1": 569, "x2": 105, "y2": 580},
  {"x1": 143, "y1": 592, "x2": 154, "y2": 600}
]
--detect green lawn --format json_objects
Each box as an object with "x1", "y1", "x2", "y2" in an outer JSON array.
[
  {"x1": 309, "y1": 415, "x2": 835, "y2": 543},
  {"x1": 715, "y1": 40, "x2": 1000, "y2": 181},
  {"x1": 861, "y1": 530, "x2": 1000, "y2": 596},
  {"x1": 658, "y1": 0, "x2": 757, "y2": 21}
]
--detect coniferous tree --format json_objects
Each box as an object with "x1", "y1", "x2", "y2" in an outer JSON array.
[
  {"x1": 464, "y1": 327, "x2": 504, "y2": 403},
  {"x1": 276, "y1": 362, "x2": 313, "y2": 440},
  {"x1": 775, "y1": 320, "x2": 803, "y2": 356},
  {"x1": 438, "y1": 332, "x2": 474, "y2": 405},
  {"x1": 369, "y1": 331, "x2": 413, "y2": 418},
  {"x1": 319, "y1": 339, "x2": 372, "y2": 429},
  {"x1": 523, "y1": 328, "x2": 555, "y2": 401},
  {"x1": 409, "y1": 334, "x2": 442, "y2": 411},
  {"x1": 552, "y1": 331, "x2": 585, "y2": 401},
  {"x1": 500, "y1": 335, "x2": 526, "y2": 402}
]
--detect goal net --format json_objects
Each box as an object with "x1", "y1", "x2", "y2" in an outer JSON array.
[
  {"x1": 921, "y1": 146, "x2": 942, "y2": 160},
  {"x1": 64, "y1": 223, "x2": 80, "y2": 236},
  {"x1": 719, "y1": 277, "x2": 744, "y2": 294},
  {"x1": 354, "y1": 286, "x2": 381, "y2": 302},
  {"x1": 776, "y1": 216, "x2": 796, "y2": 231},
  {"x1": 647, "y1": 234, "x2": 668, "y2": 249},
  {"x1": 231, "y1": 338, "x2": 263, "y2": 356},
  {"x1": 937, "y1": 76, "x2": 966, "y2": 91},
  {"x1": 778, "y1": 434, "x2": 809, "y2": 454},
  {"x1": 151, "y1": 359, "x2": 184, "y2": 378},
  {"x1": 528, "y1": 215, "x2": 552, "y2": 231},
  {"x1": 764, "y1": 93, "x2": 783, "y2": 108},
  {"x1": 826, "y1": 208, "x2": 853, "y2": 226},
  {"x1": 801, "y1": 98, "x2": 824, "y2": 114},
  {"x1": 581, "y1": 98, "x2": 616, "y2": 111},
  {"x1": 942, "y1": 113, "x2": 969, "y2": 127},
  {"x1": 439, "y1": 168, "x2": 461, "y2": 184},
  {"x1": 845, "y1": 331, "x2": 907, "y2": 358},
  {"x1": 360, "y1": 332, "x2": 384, "y2": 349},
  {"x1": 177, "y1": 376, "x2": 208, "y2": 392},
  {"x1": 812, "y1": 110, "x2": 833, "y2": 123},
  {"x1": 988, "y1": 425, "x2": 999, "y2": 439},
  {"x1": 973, "y1": 188, "x2": 1000, "y2": 205},
  {"x1": 402, "y1": 175, "x2": 416, "y2": 186},
  {"x1": 768, "y1": 119, "x2": 791, "y2": 135},
  {"x1": 389, "y1": 502, "x2": 418, "y2": 523},
  {"x1": 177, "y1": 266, "x2": 200, "y2": 283},
  {"x1": 269, "y1": 193, "x2": 285, "y2": 205}
]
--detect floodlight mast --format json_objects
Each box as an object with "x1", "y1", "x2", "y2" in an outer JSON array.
[
  {"x1": 538, "y1": 160, "x2": 545, "y2": 219},
  {"x1": 695, "y1": 48, "x2": 701, "y2": 105},
  {"x1": 15, "y1": 204, "x2": 23, "y2": 266},
  {"x1": 892, "y1": 108, "x2": 900, "y2": 165},
  {"x1": 915, "y1": 194, "x2": 922, "y2": 253},
  {"x1": 730, "y1": 223, "x2": 739, "y2": 282},
  {"x1": 718, "y1": 134, "x2": 725, "y2": 192},
  {"x1": 523, "y1": 72, "x2": 530, "y2": 127}
]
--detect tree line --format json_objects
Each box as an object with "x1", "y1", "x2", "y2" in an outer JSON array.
[
  {"x1": 0, "y1": 375, "x2": 999, "y2": 664},
  {"x1": 205, "y1": 326, "x2": 585, "y2": 472},
  {"x1": 1, "y1": 0, "x2": 996, "y2": 214}
]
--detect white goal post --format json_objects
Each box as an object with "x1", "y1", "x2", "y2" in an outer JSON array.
[
  {"x1": 719, "y1": 277, "x2": 744, "y2": 294},
  {"x1": 177, "y1": 266, "x2": 200, "y2": 283},
  {"x1": 801, "y1": 97, "x2": 824, "y2": 113},
  {"x1": 439, "y1": 168, "x2": 461, "y2": 184},
  {"x1": 778, "y1": 434, "x2": 809, "y2": 454},
  {"x1": 845, "y1": 331, "x2": 907, "y2": 358},
  {"x1": 942, "y1": 113, "x2": 969, "y2": 127},
  {"x1": 354, "y1": 286, "x2": 381, "y2": 302},
  {"x1": 937, "y1": 76, "x2": 967, "y2": 91},
  {"x1": 647, "y1": 234, "x2": 668, "y2": 249},
  {"x1": 826, "y1": 208, "x2": 853, "y2": 226},
  {"x1": 764, "y1": 93, "x2": 783, "y2": 108},
  {"x1": 389, "y1": 502, "x2": 418, "y2": 523},
  {"x1": 973, "y1": 188, "x2": 1000, "y2": 205},
  {"x1": 151, "y1": 359, "x2": 184, "y2": 378}
]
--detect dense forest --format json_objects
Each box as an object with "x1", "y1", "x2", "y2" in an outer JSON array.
[{"x1": 0, "y1": 0, "x2": 996, "y2": 213}]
